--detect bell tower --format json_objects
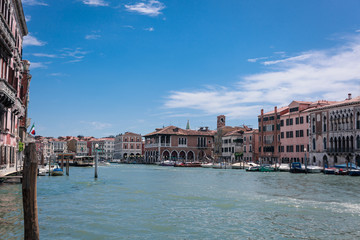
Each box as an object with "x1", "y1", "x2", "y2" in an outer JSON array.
[{"x1": 217, "y1": 115, "x2": 225, "y2": 129}]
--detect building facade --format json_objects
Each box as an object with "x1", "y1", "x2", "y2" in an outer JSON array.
[
  {"x1": 91, "y1": 138, "x2": 115, "y2": 161},
  {"x1": 258, "y1": 107, "x2": 288, "y2": 164},
  {"x1": 0, "y1": 0, "x2": 29, "y2": 177},
  {"x1": 221, "y1": 128, "x2": 247, "y2": 163},
  {"x1": 67, "y1": 139, "x2": 88, "y2": 156},
  {"x1": 114, "y1": 132, "x2": 142, "y2": 161},
  {"x1": 309, "y1": 95, "x2": 360, "y2": 167},
  {"x1": 243, "y1": 129, "x2": 259, "y2": 163},
  {"x1": 144, "y1": 126, "x2": 215, "y2": 164}
]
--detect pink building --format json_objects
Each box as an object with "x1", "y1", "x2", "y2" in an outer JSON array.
[
  {"x1": 243, "y1": 129, "x2": 259, "y2": 163},
  {"x1": 0, "y1": 0, "x2": 29, "y2": 177}
]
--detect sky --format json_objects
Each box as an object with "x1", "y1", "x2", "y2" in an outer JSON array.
[{"x1": 22, "y1": 0, "x2": 360, "y2": 138}]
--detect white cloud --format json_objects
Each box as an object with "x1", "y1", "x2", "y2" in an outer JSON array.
[
  {"x1": 164, "y1": 36, "x2": 360, "y2": 119},
  {"x1": 247, "y1": 56, "x2": 268, "y2": 63},
  {"x1": 83, "y1": 0, "x2": 108, "y2": 6},
  {"x1": 25, "y1": 15, "x2": 31, "y2": 22},
  {"x1": 60, "y1": 48, "x2": 88, "y2": 63},
  {"x1": 123, "y1": 25, "x2": 135, "y2": 29},
  {"x1": 125, "y1": 0, "x2": 165, "y2": 17},
  {"x1": 33, "y1": 53, "x2": 57, "y2": 58},
  {"x1": 29, "y1": 62, "x2": 48, "y2": 69},
  {"x1": 80, "y1": 121, "x2": 112, "y2": 130},
  {"x1": 85, "y1": 34, "x2": 101, "y2": 40},
  {"x1": 23, "y1": 34, "x2": 46, "y2": 47},
  {"x1": 22, "y1": 0, "x2": 48, "y2": 6},
  {"x1": 144, "y1": 27, "x2": 154, "y2": 32}
]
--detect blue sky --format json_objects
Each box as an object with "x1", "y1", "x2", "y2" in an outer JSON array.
[{"x1": 22, "y1": 0, "x2": 360, "y2": 137}]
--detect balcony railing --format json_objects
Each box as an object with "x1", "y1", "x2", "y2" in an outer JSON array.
[
  {"x1": 0, "y1": 14, "x2": 15, "y2": 51},
  {"x1": 0, "y1": 79, "x2": 16, "y2": 108}
]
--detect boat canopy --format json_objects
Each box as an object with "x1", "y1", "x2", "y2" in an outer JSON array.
[{"x1": 334, "y1": 163, "x2": 360, "y2": 169}]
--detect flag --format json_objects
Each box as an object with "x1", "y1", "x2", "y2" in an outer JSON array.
[{"x1": 29, "y1": 123, "x2": 35, "y2": 136}]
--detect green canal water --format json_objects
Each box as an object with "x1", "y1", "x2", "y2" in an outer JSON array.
[{"x1": 1, "y1": 164, "x2": 360, "y2": 239}]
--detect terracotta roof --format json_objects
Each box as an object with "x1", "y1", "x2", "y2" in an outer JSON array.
[
  {"x1": 144, "y1": 125, "x2": 216, "y2": 137},
  {"x1": 261, "y1": 106, "x2": 289, "y2": 116}
]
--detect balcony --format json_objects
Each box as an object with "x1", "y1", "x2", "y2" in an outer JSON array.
[
  {"x1": 0, "y1": 79, "x2": 16, "y2": 108},
  {"x1": 13, "y1": 97, "x2": 25, "y2": 117},
  {"x1": 0, "y1": 15, "x2": 15, "y2": 53}
]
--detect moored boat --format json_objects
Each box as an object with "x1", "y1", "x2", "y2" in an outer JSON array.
[
  {"x1": 246, "y1": 166, "x2": 259, "y2": 172},
  {"x1": 324, "y1": 167, "x2": 336, "y2": 174},
  {"x1": 259, "y1": 164, "x2": 275, "y2": 172},
  {"x1": 201, "y1": 162, "x2": 214, "y2": 168},
  {"x1": 277, "y1": 164, "x2": 290, "y2": 172},
  {"x1": 306, "y1": 165, "x2": 322, "y2": 173},
  {"x1": 160, "y1": 160, "x2": 175, "y2": 166},
  {"x1": 349, "y1": 170, "x2": 360, "y2": 176},
  {"x1": 290, "y1": 162, "x2": 306, "y2": 173},
  {"x1": 51, "y1": 167, "x2": 64, "y2": 176}
]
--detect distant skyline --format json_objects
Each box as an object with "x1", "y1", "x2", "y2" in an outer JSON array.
[{"x1": 23, "y1": 0, "x2": 360, "y2": 137}]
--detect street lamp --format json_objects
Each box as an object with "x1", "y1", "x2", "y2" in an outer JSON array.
[{"x1": 95, "y1": 143, "x2": 99, "y2": 178}]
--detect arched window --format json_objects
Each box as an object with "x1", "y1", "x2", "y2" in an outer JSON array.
[
  {"x1": 357, "y1": 136, "x2": 360, "y2": 149},
  {"x1": 323, "y1": 116, "x2": 327, "y2": 132},
  {"x1": 323, "y1": 137, "x2": 327, "y2": 150},
  {"x1": 330, "y1": 138, "x2": 333, "y2": 152},
  {"x1": 357, "y1": 112, "x2": 360, "y2": 129}
]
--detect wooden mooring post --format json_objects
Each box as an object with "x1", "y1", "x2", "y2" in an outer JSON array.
[
  {"x1": 22, "y1": 143, "x2": 40, "y2": 240},
  {"x1": 66, "y1": 158, "x2": 69, "y2": 176}
]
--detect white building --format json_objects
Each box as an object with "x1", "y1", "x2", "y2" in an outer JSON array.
[
  {"x1": 91, "y1": 138, "x2": 114, "y2": 161},
  {"x1": 309, "y1": 94, "x2": 360, "y2": 167}
]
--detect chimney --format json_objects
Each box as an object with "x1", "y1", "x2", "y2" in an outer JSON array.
[{"x1": 348, "y1": 93, "x2": 352, "y2": 100}]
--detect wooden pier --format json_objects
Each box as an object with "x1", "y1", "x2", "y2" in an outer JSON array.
[{"x1": 0, "y1": 175, "x2": 23, "y2": 184}]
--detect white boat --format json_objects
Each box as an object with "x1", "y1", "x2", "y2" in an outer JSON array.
[
  {"x1": 38, "y1": 164, "x2": 58, "y2": 176},
  {"x1": 306, "y1": 165, "x2": 322, "y2": 173},
  {"x1": 232, "y1": 162, "x2": 242, "y2": 169},
  {"x1": 201, "y1": 163, "x2": 214, "y2": 168},
  {"x1": 160, "y1": 160, "x2": 175, "y2": 166},
  {"x1": 213, "y1": 162, "x2": 232, "y2": 169},
  {"x1": 99, "y1": 161, "x2": 111, "y2": 166},
  {"x1": 278, "y1": 164, "x2": 290, "y2": 172}
]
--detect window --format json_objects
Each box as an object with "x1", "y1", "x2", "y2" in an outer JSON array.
[
  {"x1": 244, "y1": 136, "x2": 247, "y2": 142},
  {"x1": 290, "y1": 118, "x2": 293, "y2": 125},
  {"x1": 296, "y1": 118, "x2": 299, "y2": 125},
  {"x1": 313, "y1": 138, "x2": 316, "y2": 151},
  {"x1": 249, "y1": 146, "x2": 252, "y2": 152},
  {"x1": 249, "y1": 136, "x2": 252, "y2": 141},
  {"x1": 323, "y1": 137, "x2": 327, "y2": 150},
  {"x1": 281, "y1": 132, "x2": 284, "y2": 139},
  {"x1": 300, "y1": 130, "x2": 304, "y2": 137},
  {"x1": 244, "y1": 146, "x2": 246, "y2": 152},
  {"x1": 296, "y1": 145, "x2": 300, "y2": 152},
  {"x1": 300, "y1": 117, "x2": 304, "y2": 124},
  {"x1": 280, "y1": 120, "x2": 284, "y2": 126}
]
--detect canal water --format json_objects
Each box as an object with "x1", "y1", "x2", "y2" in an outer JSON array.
[{"x1": 1, "y1": 164, "x2": 360, "y2": 239}]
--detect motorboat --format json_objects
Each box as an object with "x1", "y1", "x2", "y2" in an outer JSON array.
[
  {"x1": 201, "y1": 162, "x2": 214, "y2": 168},
  {"x1": 259, "y1": 164, "x2": 275, "y2": 172},
  {"x1": 51, "y1": 166, "x2": 64, "y2": 176},
  {"x1": 98, "y1": 161, "x2": 111, "y2": 166},
  {"x1": 324, "y1": 167, "x2": 336, "y2": 174},
  {"x1": 306, "y1": 165, "x2": 323, "y2": 173},
  {"x1": 277, "y1": 164, "x2": 290, "y2": 172},
  {"x1": 231, "y1": 162, "x2": 242, "y2": 169},
  {"x1": 246, "y1": 166, "x2": 259, "y2": 172},
  {"x1": 212, "y1": 162, "x2": 232, "y2": 169},
  {"x1": 349, "y1": 170, "x2": 360, "y2": 176},
  {"x1": 290, "y1": 162, "x2": 306, "y2": 173},
  {"x1": 160, "y1": 160, "x2": 175, "y2": 166},
  {"x1": 175, "y1": 162, "x2": 202, "y2": 167}
]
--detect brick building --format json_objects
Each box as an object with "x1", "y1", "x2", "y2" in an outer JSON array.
[{"x1": 143, "y1": 126, "x2": 215, "y2": 164}]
